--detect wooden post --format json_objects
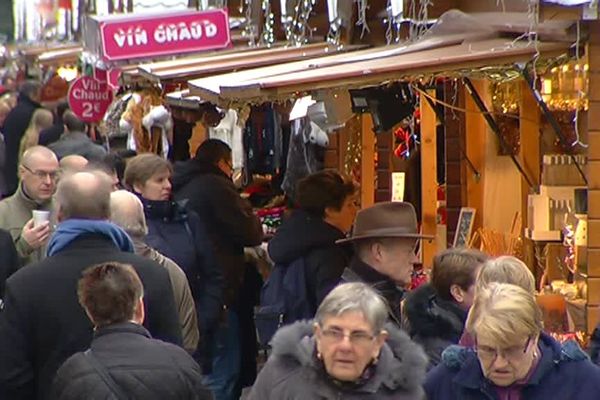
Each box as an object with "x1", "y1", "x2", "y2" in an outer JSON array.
[
  {"x1": 519, "y1": 80, "x2": 541, "y2": 232},
  {"x1": 361, "y1": 114, "x2": 375, "y2": 208},
  {"x1": 587, "y1": 20, "x2": 600, "y2": 334},
  {"x1": 463, "y1": 80, "x2": 487, "y2": 234},
  {"x1": 420, "y1": 89, "x2": 437, "y2": 268}
]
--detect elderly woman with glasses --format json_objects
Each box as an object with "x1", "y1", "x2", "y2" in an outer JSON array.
[
  {"x1": 425, "y1": 283, "x2": 600, "y2": 400},
  {"x1": 248, "y1": 282, "x2": 427, "y2": 399}
]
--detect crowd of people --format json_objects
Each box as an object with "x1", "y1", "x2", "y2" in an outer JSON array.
[{"x1": 1, "y1": 80, "x2": 600, "y2": 400}]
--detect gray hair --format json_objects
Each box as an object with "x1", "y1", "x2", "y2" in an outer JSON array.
[
  {"x1": 316, "y1": 282, "x2": 388, "y2": 334},
  {"x1": 110, "y1": 190, "x2": 148, "y2": 238}
]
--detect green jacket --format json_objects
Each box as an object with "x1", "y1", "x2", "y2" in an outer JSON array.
[{"x1": 0, "y1": 185, "x2": 53, "y2": 265}]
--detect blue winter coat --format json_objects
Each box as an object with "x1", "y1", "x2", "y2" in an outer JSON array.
[
  {"x1": 142, "y1": 198, "x2": 223, "y2": 334},
  {"x1": 424, "y1": 332, "x2": 600, "y2": 400}
]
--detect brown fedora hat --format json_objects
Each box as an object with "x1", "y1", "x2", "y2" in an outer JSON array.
[{"x1": 337, "y1": 201, "x2": 434, "y2": 243}]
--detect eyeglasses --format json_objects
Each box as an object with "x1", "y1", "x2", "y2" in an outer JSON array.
[
  {"x1": 22, "y1": 165, "x2": 58, "y2": 180},
  {"x1": 320, "y1": 327, "x2": 376, "y2": 346},
  {"x1": 476, "y1": 337, "x2": 531, "y2": 364}
]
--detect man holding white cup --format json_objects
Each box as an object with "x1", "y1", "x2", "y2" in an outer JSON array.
[{"x1": 0, "y1": 146, "x2": 57, "y2": 266}]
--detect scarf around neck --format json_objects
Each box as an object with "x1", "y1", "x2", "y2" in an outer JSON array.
[{"x1": 47, "y1": 219, "x2": 134, "y2": 256}]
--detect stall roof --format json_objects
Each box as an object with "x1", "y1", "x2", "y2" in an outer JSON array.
[
  {"x1": 37, "y1": 46, "x2": 83, "y2": 66},
  {"x1": 188, "y1": 37, "x2": 569, "y2": 106},
  {"x1": 137, "y1": 42, "x2": 356, "y2": 83},
  {"x1": 165, "y1": 89, "x2": 203, "y2": 109}
]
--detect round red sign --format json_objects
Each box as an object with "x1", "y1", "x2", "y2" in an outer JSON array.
[{"x1": 68, "y1": 76, "x2": 113, "y2": 123}]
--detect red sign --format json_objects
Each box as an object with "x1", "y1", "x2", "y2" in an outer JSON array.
[
  {"x1": 99, "y1": 9, "x2": 231, "y2": 61},
  {"x1": 68, "y1": 76, "x2": 113, "y2": 123}
]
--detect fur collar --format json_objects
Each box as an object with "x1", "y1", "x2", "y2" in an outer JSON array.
[{"x1": 270, "y1": 320, "x2": 427, "y2": 392}]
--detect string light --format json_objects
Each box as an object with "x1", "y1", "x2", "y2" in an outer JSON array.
[
  {"x1": 284, "y1": 0, "x2": 317, "y2": 46},
  {"x1": 259, "y1": 0, "x2": 275, "y2": 47},
  {"x1": 242, "y1": 0, "x2": 258, "y2": 47}
]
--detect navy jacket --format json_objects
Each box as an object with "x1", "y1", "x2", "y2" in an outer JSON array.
[
  {"x1": 424, "y1": 332, "x2": 600, "y2": 400},
  {"x1": 143, "y1": 198, "x2": 223, "y2": 334}
]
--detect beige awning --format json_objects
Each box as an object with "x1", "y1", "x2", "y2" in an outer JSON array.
[{"x1": 188, "y1": 37, "x2": 569, "y2": 106}]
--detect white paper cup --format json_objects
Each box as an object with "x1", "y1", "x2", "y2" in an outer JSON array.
[{"x1": 32, "y1": 210, "x2": 50, "y2": 228}]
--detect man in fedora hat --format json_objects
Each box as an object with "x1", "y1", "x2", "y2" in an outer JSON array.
[{"x1": 339, "y1": 201, "x2": 432, "y2": 326}]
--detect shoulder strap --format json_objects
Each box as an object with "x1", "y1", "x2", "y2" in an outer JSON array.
[{"x1": 83, "y1": 350, "x2": 130, "y2": 400}]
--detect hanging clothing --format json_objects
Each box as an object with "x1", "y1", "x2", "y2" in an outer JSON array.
[
  {"x1": 243, "y1": 105, "x2": 284, "y2": 176},
  {"x1": 209, "y1": 109, "x2": 244, "y2": 169},
  {"x1": 281, "y1": 117, "x2": 325, "y2": 200}
]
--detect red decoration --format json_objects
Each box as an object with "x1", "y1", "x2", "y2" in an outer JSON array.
[{"x1": 68, "y1": 76, "x2": 113, "y2": 123}]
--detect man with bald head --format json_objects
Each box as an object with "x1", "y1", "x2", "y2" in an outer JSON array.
[
  {"x1": 110, "y1": 190, "x2": 199, "y2": 353},
  {"x1": 0, "y1": 145, "x2": 58, "y2": 265},
  {"x1": 0, "y1": 171, "x2": 182, "y2": 400},
  {"x1": 59, "y1": 154, "x2": 88, "y2": 175}
]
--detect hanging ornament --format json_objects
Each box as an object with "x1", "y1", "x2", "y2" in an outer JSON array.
[
  {"x1": 356, "y1": 0, "x2": 370, "y2": 39},
  {"x1": 327, "y1": 0, "x2": 341, "y2": 46}
]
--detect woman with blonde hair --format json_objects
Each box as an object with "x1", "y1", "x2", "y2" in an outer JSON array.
[
  {"x1": 476, "y1": 255, "x2": 536, "y2": 293},
  {"x1": 425, "y1": 282, "x2": 600, "y2": 399},
  {"x1": 459, "y1": 255, "x2": 537, "y2": 347},
  {"x1": 19, "y1": 108, "x2": 53, "y2": 160}
]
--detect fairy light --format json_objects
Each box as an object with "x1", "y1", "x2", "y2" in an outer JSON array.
[
  {"x1": 287, "y1": 0, "x2": 317, "y2": 46},
  {"x1": 260, "y1": 0, "x2": 275, "y2": 47},
  {"x1": 242, "y1": 0, "x2": 257, "y2": 47}
]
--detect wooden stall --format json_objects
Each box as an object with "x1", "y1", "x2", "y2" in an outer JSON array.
[{"x1": 187, "y1": 31, "x2": 570, "y2": 268}]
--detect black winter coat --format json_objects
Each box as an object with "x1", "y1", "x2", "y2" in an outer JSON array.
[
  {"x1": 403, "y1": 283, "x2": 467, "y2": 369},
  {"x1": 0, "y1": 228, "x2": 19, "y2": 298},
  {"x1": 268, "y1": 210, "x2": 352, "y2": 314},
  {"x1": 2, "y1": 94, "x2": 40, "y2": 196},
  {"x1": 341, "y1": 257, "x2": 406, "y2": 327},
  {"x1": 0, "y1": 234, "x2": 182, "y2": 400},
  {"x1": 51, "y1": 322, "x2": 212, "y2": 400},
  {"x1": 172, "y1": 160, "x2": 262, "y2": 306},
  {"x1": 143, "y1": 198, "x2": 224, "y2": 334}
]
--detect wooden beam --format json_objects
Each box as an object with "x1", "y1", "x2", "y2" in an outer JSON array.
[
  {"x1": 420, "y1": 89, "x2": 438, "y2": 268},
  {"x1": 588, "y1": 20, "x2": 600, "y2": 334},
  {"x1": 361, "y1": 114, "x2": 376, "y2": 208},
  {"x1": 464, "y1": 80, "x2": 487, "y2": 234},
  {"x1": 519, "y1": 79, "x2": 541, "y2": 235}
]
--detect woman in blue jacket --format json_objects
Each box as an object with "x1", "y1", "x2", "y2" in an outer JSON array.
[
  {"x1": 424, "y1": 282, "x2": 600, "y2": 400},
  {"x1": 124, "y1": 154, "x2": 223, "y2": 370}
]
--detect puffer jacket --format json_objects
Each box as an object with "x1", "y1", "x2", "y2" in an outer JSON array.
[
  {"x1": 247, "y1": 321, "x2": 428, "y2": 400},
  {"x1": 403, "y1": 283, "x2": 467, "y2": 369},
  {"x1": 51, "y1": 322, "x2": 212, "y2": 400},
  {"x1": 268, "y1": 210, "x2": 352, "y2": 314},
  {"x1": 425, "y1": 332, "x2": 600, "y2": 400}
]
